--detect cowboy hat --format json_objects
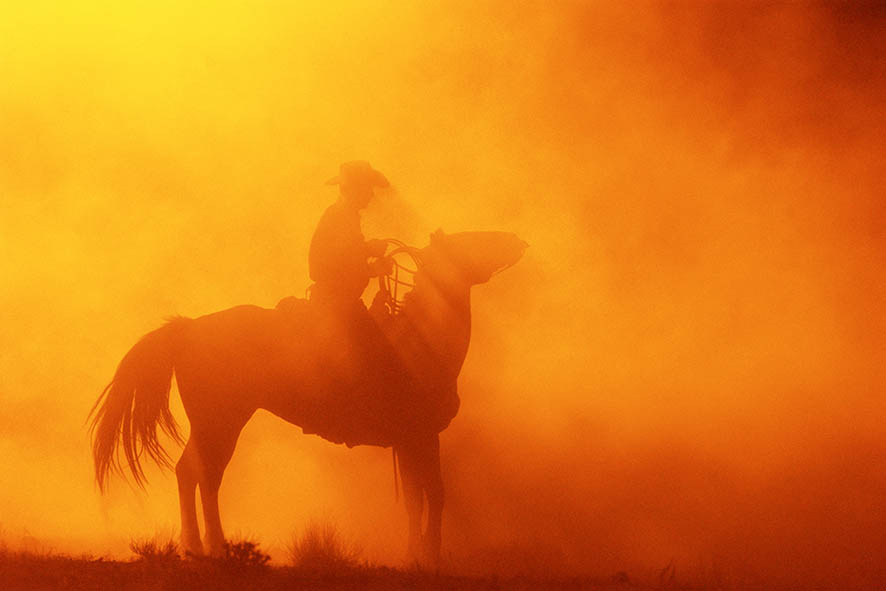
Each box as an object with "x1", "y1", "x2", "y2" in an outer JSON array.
[{"x1": 325, "y1": 160, "x2": 390, "y2": 188}]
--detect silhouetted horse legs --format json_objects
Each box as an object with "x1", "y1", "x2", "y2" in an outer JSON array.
[
  {"x1": 175, "y1": 441, "x2": 202, "y2": 556},
  {"x1": 200, "y1": 416, "x2": 251, "y2": 556},
  {"x1": 424, "y1": 435, "x2": 444, "y2": 564},
  {"x1": 398, "y1": 433, "x2": 443, "y2": 567},
  {"x1": 400, "y1": 454, "x2": 423, "y2": 561},
  {"x1": 176, "y1": 400, "x2": 252, "y2": 557}
]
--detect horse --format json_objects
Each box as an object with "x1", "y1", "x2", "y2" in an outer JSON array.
[{"x1": 89, "y1": 229, "x2": 526, "y2": 565}]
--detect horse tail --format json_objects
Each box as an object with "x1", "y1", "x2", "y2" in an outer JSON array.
[{"x1": 89, "y1": 318, "x2": 189, "y2": 491}]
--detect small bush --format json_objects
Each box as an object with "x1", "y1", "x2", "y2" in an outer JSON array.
[
  {"x1": 289, "y1": 521, "x2": 362, "y2": 573},
  {"x1": 222, "y1": 539, "x2": 271, "y2": 570},
  {"x1": 129, "y1": 537, "x2": 180, "y2": 563}
]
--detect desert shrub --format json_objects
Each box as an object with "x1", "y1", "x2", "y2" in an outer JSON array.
[
  {"x1": 129, "y1": 536, "x2": 180, "y2": 563},
  {"x1": 289, "y1": 521, "x2": 362, "y2": 573},
  {"x1": 221, "y1": 539, "x2": 271, "y2": 570}
]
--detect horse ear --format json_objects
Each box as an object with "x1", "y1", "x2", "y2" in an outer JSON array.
[{"x1": 431, "y1": 228, "x2": 445, "y2": 243}]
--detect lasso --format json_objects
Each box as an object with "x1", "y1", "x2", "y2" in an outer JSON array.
[{"x1": 375, "y1": 238, "x2": 423, "y2": 315}]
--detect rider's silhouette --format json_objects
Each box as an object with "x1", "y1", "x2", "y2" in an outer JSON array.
[
  {"x1": 304, "y1": 161, "x2": 400, "y2": 444},
  {"x1": 309, "y1": 161, "x2": 393, "y2": 305}
]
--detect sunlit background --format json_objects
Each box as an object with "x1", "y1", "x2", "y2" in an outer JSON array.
[{"x1": 1, "y1": 2, "x2": 884, "y2": 588}]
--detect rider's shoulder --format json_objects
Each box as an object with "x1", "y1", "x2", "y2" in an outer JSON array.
[{"x1": 322, "y1": 200, "x2": 359, "y2": 219}]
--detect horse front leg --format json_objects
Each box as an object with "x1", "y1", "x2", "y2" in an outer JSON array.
[
  {"x1": 397, "y1": 434, "x2": 443, "y2": 568},
  {"x1": 397, "y1": 444, "x2": 425, "y2": 563},
  {"x1": 423, "y1": 434, "x2": 443, "y2": 568}
]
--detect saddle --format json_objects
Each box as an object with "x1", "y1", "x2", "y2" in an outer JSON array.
[{"x1": 272, "y1": 294, "x2": 457, "y2": 447}]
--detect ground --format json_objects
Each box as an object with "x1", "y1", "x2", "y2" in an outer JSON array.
[{"x1": 0, "y1": 551, "x2": 653, "y2": 591}]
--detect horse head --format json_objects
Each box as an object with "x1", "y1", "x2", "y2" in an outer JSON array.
[{"x1": 419, "y1": 229, "x2": 527, "y2": 293}]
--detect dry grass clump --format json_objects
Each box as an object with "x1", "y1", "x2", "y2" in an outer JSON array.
[
  {"x1": 221, "y1": 539, "x2": 271, "y2": 570},
  {"x1": 288, "y1": 521, "x2": 362, "y2": 573},
  {"x1": 129, "y1": 536, "x2": 180, "y2": 563},
  {"x1": 128, "y1": 534, "x2": 271, "y2": 571}
]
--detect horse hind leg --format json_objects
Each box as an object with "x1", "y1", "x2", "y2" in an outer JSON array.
[
  {"x1": 192, "y1": 414, "x2": 251, "y2": 557},
  {"x1": 175, "y1": 439, "x2": 202, "y2": 556}
]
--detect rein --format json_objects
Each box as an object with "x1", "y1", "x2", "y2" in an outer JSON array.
[
  {"x1": 374, "y1": 238, "x2": 422, "y2": 502},
  {"x1": 376, "y1": 238, "x2": 423, "y2": 315}
]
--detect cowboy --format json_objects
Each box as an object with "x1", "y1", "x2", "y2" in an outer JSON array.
[
  {"x1": 309, "y1": 160, "x2": 393, "y2": 306},
  {"x1": 305, "y1": 162, "x2": 400, "y2": 444}
]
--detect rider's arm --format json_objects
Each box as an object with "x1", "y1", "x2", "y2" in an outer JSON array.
[
  {"x1": 365, "y1": 238, "x2": 388, "y2": 258},
  {"x1": 368, "y1": 257, "x2": 393, "y2": 277}
]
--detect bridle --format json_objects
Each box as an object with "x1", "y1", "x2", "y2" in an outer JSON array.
[{"x1": 375, "y1": 238, "x2": 423, "y2": 315}]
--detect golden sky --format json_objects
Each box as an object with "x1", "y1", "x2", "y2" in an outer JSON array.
[{"x1": 1, "y1": 2, "x2": 884, "y2": 586}]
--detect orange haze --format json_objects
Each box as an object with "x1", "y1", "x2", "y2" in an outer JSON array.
[{"x1": 1, "y1": 2, "x2": 884, "y2": 589}]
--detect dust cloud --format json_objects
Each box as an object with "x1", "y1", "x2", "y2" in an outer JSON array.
[{"x1": 1, "y1": 2, "x2": 883, "y2": 588}]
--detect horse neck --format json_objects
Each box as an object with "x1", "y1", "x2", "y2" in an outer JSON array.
[{"x1": 403, "y1": 280, "x2": 472, "y2": 376}]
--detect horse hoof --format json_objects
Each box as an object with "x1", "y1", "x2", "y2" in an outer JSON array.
[
  {"x1": 181, "y1": 537, "x2": 203, "y2": 558},
  {"x1": 422, "y1": 549, "x2": 441, "y2": 571}
]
